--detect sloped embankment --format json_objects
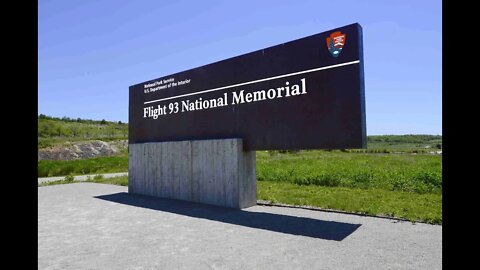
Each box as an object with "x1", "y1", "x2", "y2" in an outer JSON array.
[{"x1": 38, "y1": 140, "x2": 127, "y2": 160}]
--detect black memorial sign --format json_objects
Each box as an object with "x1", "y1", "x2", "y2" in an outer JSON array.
[{"x1": 129, "y1": 23, "x2": 366, "y2": 150}]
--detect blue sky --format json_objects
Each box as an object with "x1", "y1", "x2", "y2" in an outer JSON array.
[{"x1": 38, "y1": 0, "x2": 441, "y2": 135}]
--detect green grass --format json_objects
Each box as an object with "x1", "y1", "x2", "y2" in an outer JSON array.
[
  {"x1": 38, "y1": 155, "x2": 128, "y2": 177},
  {"x1": 85, "y1": 175, "x2": 128, "y2": 186},
  {"x1": 257, "y1": 181, "x2": 441, "y2": 224},
  {"x1": 39, "y1": 179, "x2": 79, "y2": 186},
  {"x1": 39, "y1": 175, "x2": 129, "y2": 187},
  {"x1": 257, "y1": 150, "x2": 441, "y2": 194}
]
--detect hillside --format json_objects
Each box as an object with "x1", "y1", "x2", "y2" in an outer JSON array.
[{"x1": 38, "y1": 114, "x2": 128, "y2": 149}]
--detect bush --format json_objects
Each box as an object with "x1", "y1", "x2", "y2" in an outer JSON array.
[
  {"x1": 293, "y1": 174, "x2": 341, "y2": 187},
  {"x1": 64, "y1": 175, "x2": 74, "y2": 181},
  {"x1": 413, "y1": 171, "x2": 442, "y2": 192},
  {"x1": 267, "y1": 150, "x2": 278, "y2": 156},
  {"x1": 352, "y1": 171, "x2": 374, "y2": 188},
  {"x1": 389, "y1": 171, "x2": 442, "y2": 194},
  {"x1": 391, "y1": 177, "x2": 413, "y2": 192}
]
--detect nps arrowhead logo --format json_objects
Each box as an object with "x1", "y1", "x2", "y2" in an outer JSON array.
[{"x1": 326, "y1": 31, "x2": 346, "y2": 58}]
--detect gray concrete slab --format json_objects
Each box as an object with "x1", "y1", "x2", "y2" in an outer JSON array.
[
  {"x1": 129, "y1": 139, "x2": 256, "y2": 209},
  {"x1": 38, "y1": 183, "x2": 442, "y2": 270},
  {"x1": 38, "y1": 172, "x2": 128, "y2": 184}
]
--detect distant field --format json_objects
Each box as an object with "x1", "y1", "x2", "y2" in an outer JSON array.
[{"x1": 365, "y1": 135, "x2": 442, "y2": 153}]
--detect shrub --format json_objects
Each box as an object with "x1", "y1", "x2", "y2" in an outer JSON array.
[
  {"x1": 64, "y1": 175, "x2": 74, "y2": 181},
  {"x1": 413, "y1": 171, "x2": 442, "y2": 192},
  {"x1": 267, "y1": 150, "x2": 278, "y2": 156},
  {"x1": 293, "y1": 174, "x2": 341, "y2": 187},
  {"x1": 391, "y1": 176, "x2": 415, "y2": 192},
  {"x1": 352, "y1": 171, "x2": 374, "y2": 188}
]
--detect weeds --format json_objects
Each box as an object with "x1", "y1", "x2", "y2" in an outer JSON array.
[
  {"x1": 257, "y1": 181, "x2": 442, "y2": 224},
  {"x1": 64, "y1": 175, "x2": 75, "y2": 181},
  {"x1": 257, "y1": 151, "x2": 441, "y2": 194},
  {"x1": 38, "y1": 155, "x2": 128, "y2": 177}
]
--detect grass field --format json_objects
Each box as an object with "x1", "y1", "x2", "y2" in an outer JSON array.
[
  {"x1": 257, "y1": 181, "x2": 441, "y2": 224},
  {"x1": 366, "y1": 135, "x2": 442, "y2": 152},
  {"x1": 257, "y1": 150, "x2": 441, "y2": 194},
  {"x1": 38, "y1": 155, "x2": 128, "y2": 177},
  {"x1": 38, "y1": 150, "x2": 442, "y2": 195}
]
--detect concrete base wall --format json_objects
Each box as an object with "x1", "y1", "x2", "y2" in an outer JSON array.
[{"x1": 128, "y1": 139, "x2": 256, "y2": 209}]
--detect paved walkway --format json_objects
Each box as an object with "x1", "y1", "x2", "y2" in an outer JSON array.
[
  {"x1": 38, "y1": 172, "x2": 128, "y2": 184},
  {"x1": 38, "y1": 183, "x2": 442, "y2": 269}
]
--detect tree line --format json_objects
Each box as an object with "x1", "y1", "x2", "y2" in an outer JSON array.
[
  {"x1": 367, "y1": 134, "x2": 442, "y2": 144},
  {"x1": 38, "y1": 114, "x2": 126, "y2": 126}
]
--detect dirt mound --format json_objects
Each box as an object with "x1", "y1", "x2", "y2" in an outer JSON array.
[{"x1": 38, "y1": 140, "x2": 126, "y2": 160}]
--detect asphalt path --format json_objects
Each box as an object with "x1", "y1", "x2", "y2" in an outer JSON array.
[{"x1": 38, "y1": 183, "x2": 442, "y2": 269}]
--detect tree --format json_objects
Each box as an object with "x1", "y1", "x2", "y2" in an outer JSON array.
[
  {"x1": 54, "y1": 124, "x2": 63, "y2": 136},
  {"x1": 71, "y1": 125, "x2": 79, "y2": 137},
  {"x1": 107, "y1": 126, "x2": 116, "y2": 137},
  {"x1": 38, "y1": 121, "x2": 54, "y2": 137},
  {"x1": 84, "y1": 128, "x2": 91, "y2": 138},
  {"x1": 100, "y1": 119, "x2": 107, "y2": 125}
]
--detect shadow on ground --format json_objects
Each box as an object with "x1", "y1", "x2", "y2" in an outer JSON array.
[{"x1": 95, "y1": 192, "x2": 361, "y2": 241}]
